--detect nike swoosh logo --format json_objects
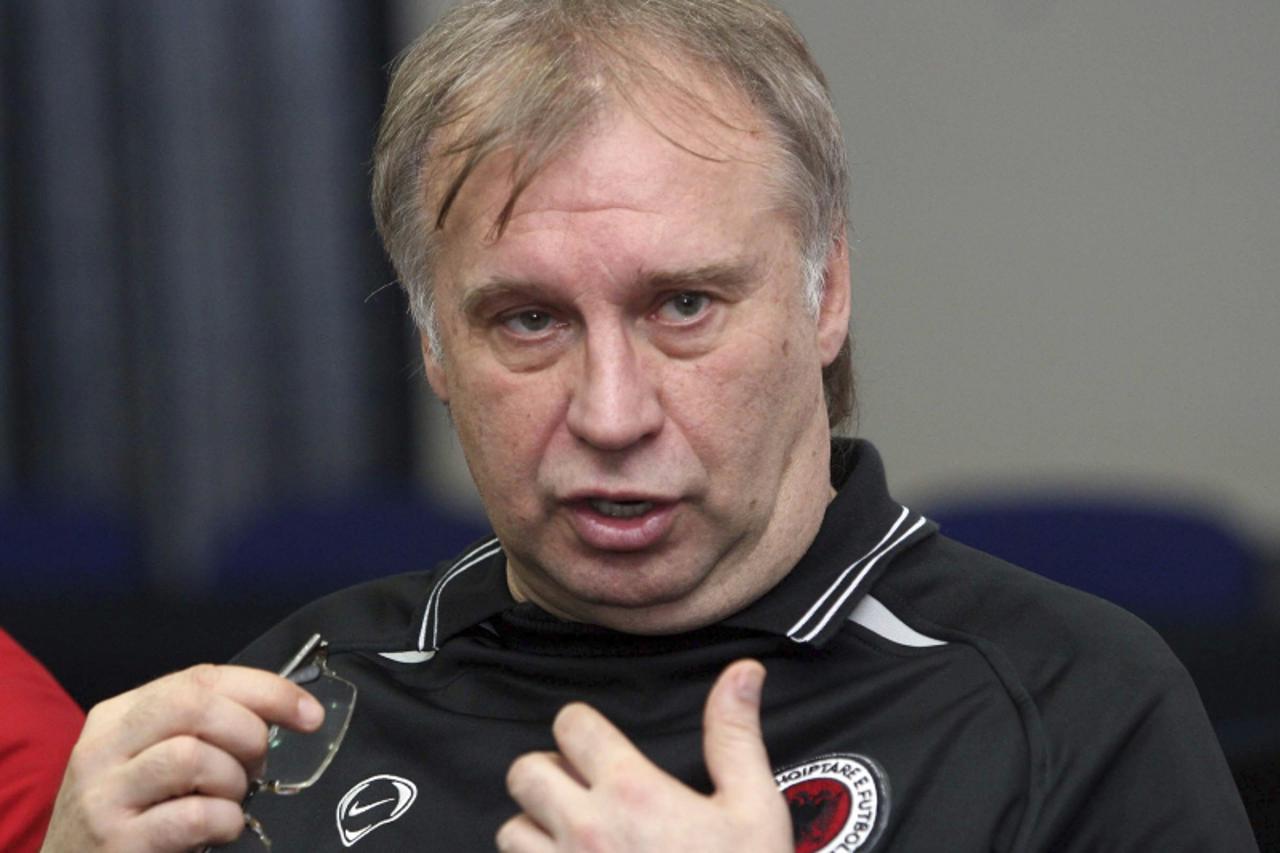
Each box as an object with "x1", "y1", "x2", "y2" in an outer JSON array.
[{"x1": 347, "y1": 796, "x2": 396, "y2": 817}]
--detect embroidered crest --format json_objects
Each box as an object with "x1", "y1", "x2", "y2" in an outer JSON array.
[
  {"x1": 774, "y1": 753, "x2": 889, "y2": 852},
  {"x1": 335, "y1": 774, "x2": 418, "y2": 847}
]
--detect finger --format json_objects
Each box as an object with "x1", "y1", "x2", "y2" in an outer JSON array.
[
  {"x1": 505, "y1": 751, "x2": 588, "y2": 834},
  {"x1": 551, "y1": 702, "x2": 646, "y2": 785},
  {"x1": 127, "y1": 794, "x2": 246, "y2": 852},
  {"x1": 496, "y1": 812, "x2": 557, "y2": 853},
  {"x1": 110, "y1": 734, "x2": 250, "y2": 812},
  {"x1": 106, "y1": 665, "x2": 324, "y2": 761},
  {"x1": 98, "y1": 689, "x2": 271, "y2": 790},
  {"x1": 702, "y1": 660, "x2": 778, "y2": 804}
]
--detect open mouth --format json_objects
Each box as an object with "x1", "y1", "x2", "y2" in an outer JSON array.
[
  {"x1": 567, "y1": 496, "x2": 677, "y2": 551},
  {"x1": 587, "y1": 499, "x2": 655, "y2": 519}
]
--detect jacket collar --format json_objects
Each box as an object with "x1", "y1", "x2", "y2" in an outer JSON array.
[{"x1": 412, "y1": 439, "x2": 936, "y2": 651}]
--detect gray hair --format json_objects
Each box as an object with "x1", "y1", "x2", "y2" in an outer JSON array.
[{"x1": 372, "y1": 0, "x2": 854, "y2": 427}]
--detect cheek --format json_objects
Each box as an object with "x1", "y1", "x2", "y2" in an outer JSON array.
[
  {"x1": 446, "y1": 363, "x2": 563, "y2": 503},
  {"x1": 673, "y1": 327, "x2": 819, "y2": 451}
]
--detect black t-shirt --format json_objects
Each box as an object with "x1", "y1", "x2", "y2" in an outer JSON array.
[{"x1": 226, "y1": 440, "x2": 1256, "y2": 851}]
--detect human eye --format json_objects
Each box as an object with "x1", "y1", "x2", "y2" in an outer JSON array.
[
  {"x1": 654, "y1": 291, "x2": 713, "y2": 325},
  {"x1": 501, "y1": 308, "x2": 558, "y2": 338}
]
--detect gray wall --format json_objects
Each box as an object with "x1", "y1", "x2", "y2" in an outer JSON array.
[
  {"x1": 778, "y1": 0, "x2": 1278, "y2": 550},
  {"x1": 401, "y1": 1, "x2": 1279, "y2": 550}
]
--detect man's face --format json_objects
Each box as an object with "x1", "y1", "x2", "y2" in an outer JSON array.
[{"x1": 425, "y1": 90, "x2": 850, "y2": 633}]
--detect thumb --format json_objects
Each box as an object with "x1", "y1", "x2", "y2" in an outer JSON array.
[{"x1": 702, "y1": 659, "x2": 778, "y2": 803}]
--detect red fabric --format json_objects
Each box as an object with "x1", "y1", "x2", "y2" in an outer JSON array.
[{"x1": 0, "y1": 629, "x2": 85, "y2": 853}]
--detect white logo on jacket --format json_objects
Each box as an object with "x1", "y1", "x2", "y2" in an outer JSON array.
[
  {"x1": 774, "y1": 753, "x2": 889, "y2": 852},
  {"x1": 336, "y1": 774, "x2": 418, "y2": 847}
]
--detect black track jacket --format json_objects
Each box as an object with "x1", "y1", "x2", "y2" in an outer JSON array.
[{"x1": 225, "y1": 440, "x2": 1256, "y2": 851}]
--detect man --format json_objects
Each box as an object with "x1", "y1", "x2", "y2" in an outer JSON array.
[
  {"x1": 43, "y1": 1, "x2": 1255, "y2": 850},
  {"x1": 0, "y1": 629, "x2": 85, "y2": 853}
]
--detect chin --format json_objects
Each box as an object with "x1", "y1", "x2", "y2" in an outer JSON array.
[
  {"x1": 571, "y1": 569, "x2": 704, "y2": 609},
  {"x1": 544, "y1": 558, "x2": 714, "y2": 620}
]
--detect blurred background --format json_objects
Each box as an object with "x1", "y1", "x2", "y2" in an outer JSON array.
[{"x1": 1, "y1": 0, "x2": 1276, "y2": 843}]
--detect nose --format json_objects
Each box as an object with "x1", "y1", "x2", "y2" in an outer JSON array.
[{"x1": 565, "y1": 325, "x2": 664, "y2": 451}]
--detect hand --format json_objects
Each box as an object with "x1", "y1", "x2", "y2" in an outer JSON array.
[
  {"x1": 40, "y1": 664, "x2": 324, "y2": 853},
  {"x1": 497, "y1": 659, "x2": 792, "y2": 852}
]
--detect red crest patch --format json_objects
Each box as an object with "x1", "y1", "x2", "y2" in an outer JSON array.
[{"x1": 774, "y1": 754, "x2": 888, "y2": 852}]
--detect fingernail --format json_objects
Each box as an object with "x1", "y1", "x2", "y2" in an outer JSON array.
[
  {"x1": 298, "y1": 695, "x2": 325, "y2": 729},
  {"x1": 735, "y1": 663, "x2": 763, "y2": 705}
]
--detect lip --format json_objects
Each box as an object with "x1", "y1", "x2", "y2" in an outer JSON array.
[{"x1": 564, "y1": 496, "x2": 678, "y2": 552}]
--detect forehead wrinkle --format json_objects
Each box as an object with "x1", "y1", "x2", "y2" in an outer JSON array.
[
  {"x1": 501, "y1": 202, "x2": 666, "y2": 235},
  {"x1": 436, "y1": 88, "x2": 781, "y2": 252},
  {"x1": 516, "y1": 110, "x2": 774, "y2": 218}
]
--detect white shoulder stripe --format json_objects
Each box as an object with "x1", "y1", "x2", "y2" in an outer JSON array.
[
  {"x1": 378, "y1": 650, "x2": 436, "y2": 664},
  {"x1": 789, "y1": 509, "x2": 928, "y2": 644},
  {"x1": 417, "y1": 537, "x2": 502, "y2": 651},
  {"x1": 849, "y1": 595, "x2": 946, "y2": 648},
  {"x1": 786, "y1": 507, "x2": 911, "y2": 639}
]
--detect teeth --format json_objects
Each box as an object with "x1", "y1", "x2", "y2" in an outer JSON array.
[{"x1": 588, "y1": 499, "x2": 654, "y2": 519}]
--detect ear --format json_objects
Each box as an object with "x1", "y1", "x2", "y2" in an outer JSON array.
[
  {"x1": 420, "y1": 332, "x2": 450, "y2": 403},
  {"x1": 815, "y1": 234, "x2": 852, "y2": 366}
]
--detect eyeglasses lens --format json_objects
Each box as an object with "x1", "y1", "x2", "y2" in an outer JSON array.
[{"x1": 262, "y1": 668, "x2": 356, "y2": 792}]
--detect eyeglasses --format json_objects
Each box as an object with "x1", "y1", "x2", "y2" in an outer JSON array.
[{"x1": 206, "y1": 633, "x2": 357, "y2": 850}]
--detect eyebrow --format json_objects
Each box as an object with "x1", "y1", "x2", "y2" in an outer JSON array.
[
  {"x1": 644, "y1": 260, "x2": 758, "y2": 292},
  {"x1": 460, "y1": 259, "x2": 760, "y2": 317}
]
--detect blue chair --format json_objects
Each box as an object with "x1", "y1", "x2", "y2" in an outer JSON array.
[
  {"x1": 926, "y1": 494, "x2": 1257, "y2": 624},
  {"x1": 212, "y1": 490, "x2": 492, "y2": 601},
  {"x1": 0, "y1": 498, "x2": 145, "y2": 599}
]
